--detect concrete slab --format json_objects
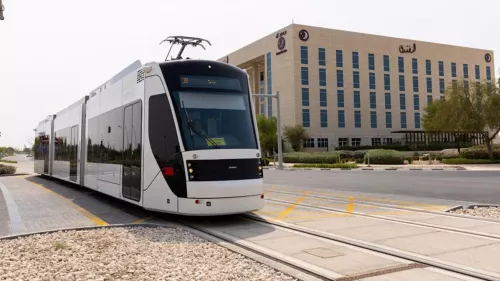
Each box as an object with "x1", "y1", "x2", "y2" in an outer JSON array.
[
  {"x1": 253, "y1": 235, "x2": 336, "y2": 255},
  {"x1": 433, "y1": 243, "x2": 500, "y2": 274},
  {"x1": 376, "y1": 231, "x2": 496, "y2": 256},
  {"x1": 291, "y1": 250, "x2": 402, "y2": 276},
  {"x1": 465, "y1": 224, "x2": 500, "y2": 235},
  {"x1": 419, "y1": 217, "x2": 495, "y2": 229},
  {"x1": 220, "y1": 225, "x2": 296, "y2": 241},
  {"x1": 294, "y1": 216, "x2": 385, "y2": 230},
  {"x1": 332, "y1": 222, "x2": 438, "y2": 242},
  {"x1": 359, "y1": 268, "x2": 473, "y2": 281}
]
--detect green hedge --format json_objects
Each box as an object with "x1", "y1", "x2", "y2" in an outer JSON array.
[
  {"x1": 338, "y1": 143, "x2": 474, "y2": 152},
  {"x1": 442, "y1": 158, "x2": 500, "y2": 164},
  {"x1": 460, "y1": 145, "x2": 500, "y2": 160},
  {"x1": 293, "y1": 163, "x2": 358, "y2": 169},
  {"x1": 0, "y1": 160, "x2": 17, "y2": 164},
  {"x1": 283, "y1": 152, "x2": 341, "y2": 164},
  {"x1": 0, "y1": 164, "x2": 17, "y2": 175},
  {"x1": 364, "y1": 149, "x2": 405, "y2": 164}
]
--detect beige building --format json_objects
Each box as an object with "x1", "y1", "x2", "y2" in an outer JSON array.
[{"x1": 218, "y1": 24, "x2": 495, "y2": 150}]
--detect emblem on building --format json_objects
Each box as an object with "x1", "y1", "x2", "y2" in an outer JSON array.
[
  {"x1": 299, "y1": 29, "x2": 309, "y2": 41},
  {"x1": 485, "y1": 53, "x2": 492, "y2": 63},
  {"x1": 276, "y1": 30, "x2": 287, "y2": 56},
  {"x1": 399, "y1": 43, "x2": 416, "y2": 54},
  {"x1": 222, "y1": 56, "x2": 229, "y2": 63}
]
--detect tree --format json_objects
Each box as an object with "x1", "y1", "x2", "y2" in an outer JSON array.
[
  {"x1": 422, "y1": 79, "x2": 500, "y2": 159},
  {"x1": 283, "y1": 125, "x2": 309, "y2": 152},
  {"x1": 256, "y1": 115, "x2": 278, "y2": 156}
]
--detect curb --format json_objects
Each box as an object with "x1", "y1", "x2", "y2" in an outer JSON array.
[
  {"x1": 265, "y1": 167, "x2": 467, "y2": 171},
  {"x1": 0, "y1": 173, "x2": 30, "y2": 177}
]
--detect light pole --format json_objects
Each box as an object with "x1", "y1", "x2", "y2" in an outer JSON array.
[{"x1": 252, "y1": 91, "x2": 284, "y2": 170}]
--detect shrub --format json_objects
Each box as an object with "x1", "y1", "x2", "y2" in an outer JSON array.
[
  {"x1": 283, "y1": 152, "x2": 340, "y2": 164},
  {"x1": 0, "y1": 160, "x2": 17, "y2": 164},
  {"x1": 405, "y1": 156, "x2": 413, "y2": 164},
  {"x1": 442, "y1": 158, "x2": 500, "y2": 164},
  {"x1": 0, "y1": 164, "x2": 17, "y2": 175},
  {"x1": 364, "y1": 149, "x2": 405, "y2": 165},
  {"x1": 293, "y1": 163, "x2": 358, "y2": 169},
  {"x1": 460, "y1": 145, "x2": 500, "y2": 160},
  {"x1": 261, "y1": 158, "x2": 270, "y2": 166},
  {"x1": 337, "y1": 143, "x2": 474, "y2": 152}
]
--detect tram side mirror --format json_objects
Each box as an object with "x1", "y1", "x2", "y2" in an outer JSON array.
[{"x1": 108, "y1": 126, "x2": 111, "y2": 133}]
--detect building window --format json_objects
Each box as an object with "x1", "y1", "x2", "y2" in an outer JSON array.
[
  {"x1": 451, "y1": 62, "x2": 457, "y2": 77},
  {"x1": 370, "y1": 92, "x2": 376, "y2": 109},
  {"x1": 353, "y1": 71, "x2": 360, "y2": 88},
  {"x1": 320, "y1": 89, "x2": 327, "y2": 107},
  {"x1": 352, "y1": 52, "x2": 359, "y2": 69},
  {"x1": 475, "y1": 65, "x2": 480, "y2": 80},
  {"x1": 463, "y1": 64, "x2": 469, "y2": 79},
  {"x1": 400, "y1": 93, "x2": 406, "y2": 110},
  {"x1": 319, "y1": 68, "x2": 327, "y2": 86},
  {"x1": 439, "y1": 61, "x2": 444, "y2": 76},
  {"x1": 300, "y1": 46, "x2": 308, "y2": 64},
  {"x1": 318, "y1": 48, "x2": 326, "y2": 66},
  {"x1": 384, "y1": 74, "x2": 391, "y2": 91},
  {"x1": 426, "y1": 77, "x2": 432, "y2": 93},
  {"x1": 338, "y1": 138, "x2": 349, "y2": 147},
  {"x1": 426, "y1": 59, "x2": 431, "y2": 75},
  {"x1": 415, "y1": 112, "x2": 421, "y2": 129},
  {"x1": 369, "y1": 73, "x2": 376, "y2": 89},
  {"x1": 354, "y1": 91, "x2": 361, "y2": 108},
  {"x1": 486, "y1": 66, "x2": 491, "y2": 81},
  {"x1": 318, "y1": 138, "x2": 329, "y2": 148},
  {"x1": 354, "y1": 110, "x2": 361, "y2": 128},
  {"x1": 400, "y1": 112, "x2": 407, "y2": 129},
  {"x1": 413, "y1": 94, "x2": 420, "y2": 110},
  {"x1": 413, "y1": 76, "x2": 419, "y2": 92},
  {"x1": 398, "y1": 57, "x2": 404, "y2": 73},
  {"x1": 399, "y1": 75, "x2": 405, "y2": 91},
  {"x1": 371, "y1": 138, "x2": 381, "y2": 146},
  {"x1": 301, "y1": 67, "x2": 309, "y2": 85},
  {"x1": 439, "y1": 78, "x2": 445, "y2": 94},
  {"x1": 427, "y1": 95, "x2": 433, "y2": 105},
  {"x1": 412, "y1": 58, "x2": 418, "y2": 74},
  {"x1": 304, "y1": 138, "x2": 315, "y2": 148},
  {"x1": 337, "y1": 70, "x2": 344, "y2": 87},
  {"x1": 301, "y1": 88, "x2": 309, "y2": 106},
  {"x1": 385, "y1": 112, "x2": 392, "y2": 129},
  {"x1": 384, "y1": 55, "x2": 390, "y2": 72},
  {"x1": 351, "y1": 138, "x2": 361, "y2": 146},
  {"x1": 302, "y1": 109, "x2": 310, "y2": 127},
  {"x1": 337, "y1": 90, "x2": 344, "y2": 108},
  {"x1": 338, "y1": 110, "x2": 345, "y2": 128},
  {"x1": 383, "y1": 138, "x2": 393, "y2": 144},
  {"x1": 385, "y1": 93, "x2": 391, "y2": 109},
  {"x1": 336, "y1": 50, "x2": 343, "y2": 67},
  {"x1": 370, "y1": 111, "x2": 377, "y2": 128},
  {"x1": 368, "y1": 53, "x2": 375, "y2": 70},
  {"x1": 320, "y1": 110, "x2": 328, "y2": 128}
]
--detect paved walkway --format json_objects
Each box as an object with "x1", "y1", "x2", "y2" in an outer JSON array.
[{"x1": 0, "y1": 175, "x2": 156, "y2": 237}]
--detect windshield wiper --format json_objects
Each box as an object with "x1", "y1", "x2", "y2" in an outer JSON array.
[{"x1": 181, "y1": 101, "x2": 220, "y2": 149}]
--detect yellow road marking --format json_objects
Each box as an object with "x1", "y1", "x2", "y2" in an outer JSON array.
[
  {"x1": 133, "y1": 216, "x2": 154, "y2": 224},
  {"x1": 275, "y1": 191, "x2": 311, "y2": 220},
  {"x1": 30, "y1": 181, "x2": 108, "y2": 226},
  {"x1": 346, "y1": 196, "x2": 355, "y2": 213}
]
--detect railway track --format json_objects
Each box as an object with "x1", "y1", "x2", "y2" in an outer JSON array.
[{"x1": 172, "y1": 212, "x2": 498, "y2": 281}]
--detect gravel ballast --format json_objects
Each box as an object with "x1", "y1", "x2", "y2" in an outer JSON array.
[
  {"x1": 0, "y1": 227, "x2": 298, "y2": 281},
  {"x1": 450, "y1": 206, "x2": 500, "y2": 219}
]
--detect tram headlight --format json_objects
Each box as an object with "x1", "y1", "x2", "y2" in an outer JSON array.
[{"x1": 188, "y1": 168, "x2": 193, "y2": 173}]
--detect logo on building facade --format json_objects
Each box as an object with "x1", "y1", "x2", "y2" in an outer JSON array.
[
  {"x1": 276, "y1": 30, "x2": 287, "y2": 55},
  {"x1": 485, "y1": 53, "x2": 492, "y2": 63},
  {"x1": 299, "y1": 29, "x2": 309, "y2": 41},
  {"x1": 222, "y1": 56, "x2": 229, "y2": 63},
  {"x1": 399, "y1": 43, "x2": 416, "y2": 54}
]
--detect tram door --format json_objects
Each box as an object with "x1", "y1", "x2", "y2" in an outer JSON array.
[{"x1": 122, "y1": 101, "x2": 142, "y2": 201}]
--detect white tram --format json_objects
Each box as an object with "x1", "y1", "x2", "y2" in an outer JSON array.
[{"x1": 33, "y1": 37, "x2": 265, "y2": 215}]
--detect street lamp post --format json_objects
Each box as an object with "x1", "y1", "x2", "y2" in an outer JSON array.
[{"x1": 252, "y1": 91, "x2": 284, "y2": 170}]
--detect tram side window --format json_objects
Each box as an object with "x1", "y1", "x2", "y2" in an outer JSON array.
[
  {"x1": 55, "y1": 127, "x2": 70, "y2": 161},
  {"x1": 100, "y1": 107, "x2": 124, "y2": 165},
  {"x1": 87, "y1": 117, "x2": 100, "y2": 163},
  {"x1": 149, "y1": 94, "x2": 179, "y2": 166}
]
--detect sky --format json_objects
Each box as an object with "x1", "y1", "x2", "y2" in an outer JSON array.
[{"x1": 0, "y1": 0, "x2": 498, "y2": 148}]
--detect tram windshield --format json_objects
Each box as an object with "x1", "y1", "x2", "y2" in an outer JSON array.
[{"x1": 168, "y1": 73, "x2": 258, "y2": 151}]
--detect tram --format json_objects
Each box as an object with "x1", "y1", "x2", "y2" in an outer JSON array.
[{"x1": 33, "y1": 36, "x2": 265, "y2": 215}]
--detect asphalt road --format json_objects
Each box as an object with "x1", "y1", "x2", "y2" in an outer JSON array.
[{"x1": 263, "y1": 169, "x2": 500, "y2": 205}]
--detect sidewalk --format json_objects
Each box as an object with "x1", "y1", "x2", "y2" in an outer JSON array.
[{"x1": 266, "y1": 162, "x2": 500, "y2": 171}]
